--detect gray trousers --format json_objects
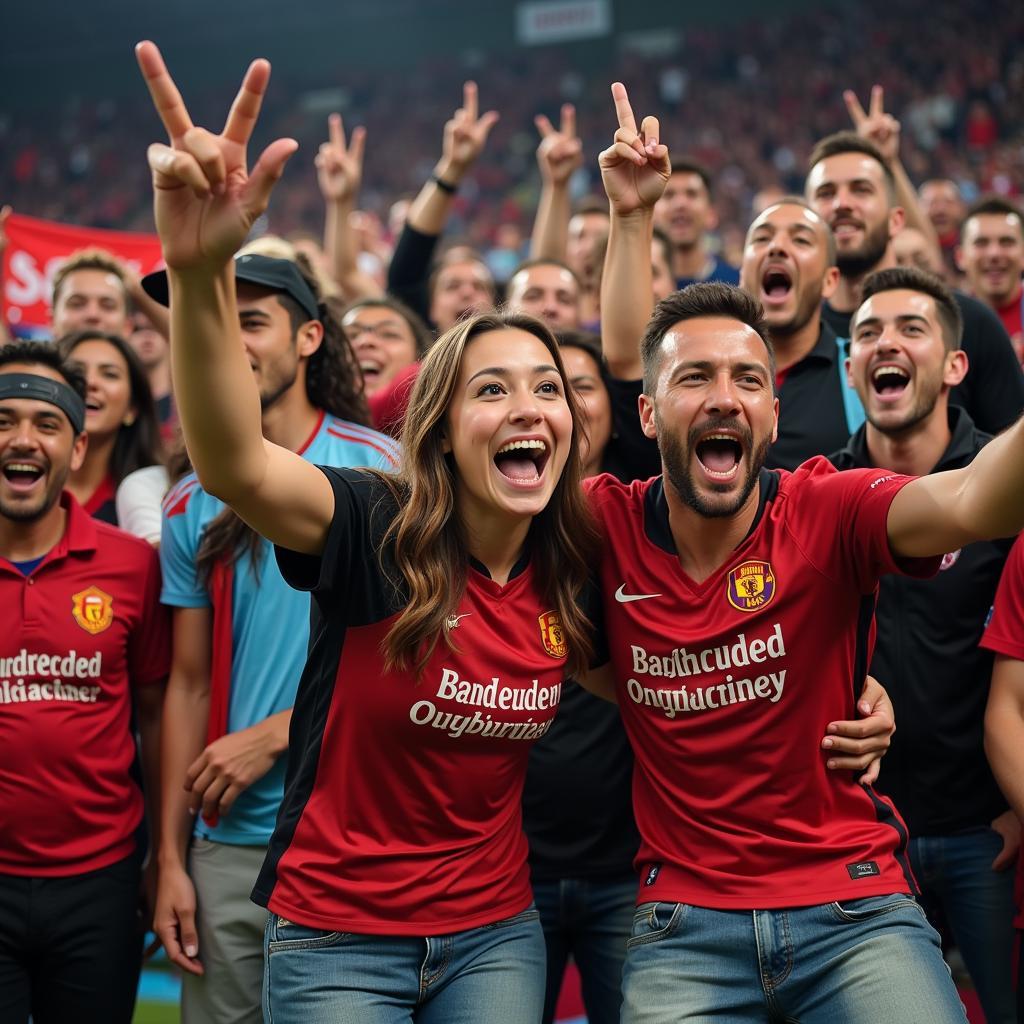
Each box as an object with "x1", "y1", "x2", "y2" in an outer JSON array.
[{"x1": 181, "y1": 838, "x2": 269, "y2": 1024}]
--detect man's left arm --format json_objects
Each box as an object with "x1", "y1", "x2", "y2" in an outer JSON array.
[
  {"x1": 886, "y1": 415, "x2": 1024, "y2": 558},
  {"x1": 134, "y1": 675, "x2": 167, "y2": 928}
]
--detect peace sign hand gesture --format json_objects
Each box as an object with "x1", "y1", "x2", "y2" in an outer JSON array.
[
  {"x1": 438, "y1": 82, "x2": 499, "y2": 182},
  {"x1": 136, "y1": 40, "x2": 298, "y2": 272},
  {"x1": 316, "y1": 114, "x2": 366, "y2": 205},
  {"x1": 598, "y1": 83, "x2": 670, "y2": 216},
  {"x1": 535, "y1": 104, "x2": 583, "y2": 186},
  {"x1": 844, "y1": 85, "x2": 901, "y2": 165}
]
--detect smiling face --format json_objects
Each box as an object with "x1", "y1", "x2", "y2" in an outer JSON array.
[
  {"x1": 52, "y1": 269, "x2": 132, "y2": 339},
  {"x1": 740, "y1": 202, "x2": 838, "y2": 336},
  {"x1": 806, "y1": 153, "x2": 902, "y2": 278},
  {"x1": 640, "y1": 317, "x2": 778, "y2": 518},
  {"x1": 342, "y1": 304, "x2": 419, "y2": 398},
  {"x1": 0, "y1": 364, "x2": 87, "y2": 523},
  {"x1": 445, "y1": 328, "x2": 573, "y2": 527},
  {"x1": 849, "y1": 289, "x2": 965, "y2": 436},
  {"x1": 506, "y1": 264, "x2": 581, "y2": 330},
  {"x1": 66, "y1": 338, "x2": 134, "y2": 443},
  {"x1": 959, "y1": 212, "x2": 1024, "y2": 307}
]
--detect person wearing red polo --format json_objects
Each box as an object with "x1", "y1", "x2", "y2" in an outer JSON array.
[{"x1": 0, "y1": 340, "x2": 170, "y2": 1024}]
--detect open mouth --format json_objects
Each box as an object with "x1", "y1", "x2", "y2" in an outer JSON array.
[
  {"x1": 761, "y1": 266, "x2": 793, "y2": 304},
  {"x1": 493, "y1": 438, "x2": 550, "y2": 487},
  {"x1": 2, "y1": 462, "x2": 44, "y2": 491},
  {"x1": 871, "y1": 365, "x2": 910, "y2": 398},
  {"x1": 831, "y1": 219, "x2": 862, "y2": 241},
  {"x1": 359, "y1": 360, "x2": 382, "y2": 382},
  {"x1": 695, "y1": 433, "x2": 743, "y2": 480}
]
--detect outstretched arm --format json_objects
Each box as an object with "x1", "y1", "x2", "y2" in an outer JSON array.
[
  {"x1": 136, "y1": 41, "x2": 332, "y2": 555},
  {"x1": 530, "y1": 104, "x2": 582, "y2": 262},
  {"x1": 886, "y1": 414, "x2": 1024, "y2": 557},
  {"x1": 317, "y1": 113, "x2": 382, "y2": 301},
  {"x1": 844, "y1": 86, "x2": 941, "y2": 262},
  {"x1": 598, "y1": 83, "x2": 670, "y2": 381}
]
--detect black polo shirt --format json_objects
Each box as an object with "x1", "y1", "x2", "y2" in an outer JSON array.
[
  {"x1": 830, "y1": 407, "x2": 1012, "y2": 836},
  {"x1": 823, "y1": 291, "x2": 1024, "y2": 437},
  {"x1": 767, "y1": 322, "x2": 854, "y2": 471}
]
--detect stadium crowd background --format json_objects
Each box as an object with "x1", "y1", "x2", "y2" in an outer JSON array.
[
  {"x1": 2, "y1": 0, "x2": 1022, "y2": 261},
  {"x1": 3, "y1": 1, "x2": 1024, "y2": 1023}
]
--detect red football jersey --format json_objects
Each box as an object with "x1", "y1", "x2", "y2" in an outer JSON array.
[
  {"x1": 253, "y1": 469, "x2": 568, "y2": 935},
  {"x1": 978, "y1": 531, "x2": 1024, "y2": 929},
  {"x1": 0, "y1": 495, "x2": 170, "y2": 876},
  {"x1": 587, "y1": 457, "x2": 938, "y2": 909}
]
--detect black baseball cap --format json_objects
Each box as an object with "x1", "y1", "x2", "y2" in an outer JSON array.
[{"x1": 142, "y1": 253, "x2": 320, "y2": 322}]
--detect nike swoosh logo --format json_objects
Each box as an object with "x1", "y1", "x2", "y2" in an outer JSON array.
[{"x1": 615, "y1": 585, "x2": 662, "y2": 603}]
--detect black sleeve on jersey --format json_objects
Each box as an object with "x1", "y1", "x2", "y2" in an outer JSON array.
[
  {"x1": 275, "y1": 468, "x2": 402, "y2": 622},
  {"x1": 386, "y1": 223, "x2": 440, "y2": 328},
  {"x1": 951, "y1": 293, "x2": 1024, "y2": 435},
  {"x1": 580, "y1": 571, "x2": 609, "y2": 668},
  {"x1": 602, "y1": 376, "x2": 662, "y2": 483}
]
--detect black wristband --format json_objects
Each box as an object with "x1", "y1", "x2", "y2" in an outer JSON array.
[{"x1": 431, "y1": 173, "x2": 458, "y2": 195}]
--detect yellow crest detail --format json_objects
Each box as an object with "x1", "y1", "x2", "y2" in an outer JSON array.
[
  {"x1": 726, "y1": 561, "x2": 777, "y2": 612},
  {"x1": 538, "y1": 611, "x2": 567, "y2": 659},
  {"x1": 71, "y1": 586, "x2": 114, "y2": 635}
]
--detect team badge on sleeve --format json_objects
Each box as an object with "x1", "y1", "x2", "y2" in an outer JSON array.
[
  {"x1": 726, "y1": 561, "x2": 777, "y2": 612},
  {"x1": 538, "y1": 611, "x2": 567, "y2": 659},
  {"x1": 71, "y1": 586, "x2": 114, "y2": 635}
]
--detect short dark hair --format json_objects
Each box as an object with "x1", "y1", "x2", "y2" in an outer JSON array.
[
  {"x1": 669, "y1": 158, "x2": 714, "y2": 200},
  {"x1": 640, "y1": 283, "x2": 775, "y2": 394},
  {"x1": 858, "y1": 266, "x2": 963, "y2": 351},
  {"x1": 962, "y1": 195, "x2": 1024, "y2": 238},
  {"x1": 0, "y1": 339, "x2": 87, "y2": 401},
  {"x1": 750, "y1": 195, "x2": 838, "y2": 265},
  {"x1": 807, "y1": 132, "x2": 896, "y2": 198},
  {"x1": 508, "y1": 257, "x2": 582, "y2": 292},
  {"x1": 555, "y1": 329, "x2": 604, "y2": 370}
]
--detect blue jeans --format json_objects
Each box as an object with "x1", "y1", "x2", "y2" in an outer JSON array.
[
  {"x1": 621, "y1": 894, "x2": 968, "y2": 1023},
  {"x1": 533, "y1": 874, "x2": 635, "y2": 1024},
  {"x1": 262, "y1": 905, "x2": 545, "y2": 1024},
  {"x1": 909, "y1": 829, "x2": 1017, "y2": 1024}
]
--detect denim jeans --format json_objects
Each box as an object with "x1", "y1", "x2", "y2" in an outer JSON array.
[
  {"x1": 621, "y1": 894, "x2": 968, "y2": 1023},
  {"x1": 532, "y1": 874, "x2": 635, "y2": 1024},
  {"x1": 909, "y1": 829, "x2": 1017, "y2": 1024},
  {"x1": 262, "y1": 904, "x2": 545, "y2": 1024}
]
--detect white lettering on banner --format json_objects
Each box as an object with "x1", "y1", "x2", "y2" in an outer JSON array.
[
  {"x1": 0, "y1": 649, "x2": 104, "y2": 704},
  {"x1": 408, "y1": 667, "x2": 561, "y2": 740},
  {"x1": 624, "y1": 624, "x2": 789, "y2": 718}
]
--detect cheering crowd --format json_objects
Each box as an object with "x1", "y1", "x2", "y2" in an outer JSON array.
[{"x1": 2, "y1": 19, "x2": 1024, "y2": 1024}]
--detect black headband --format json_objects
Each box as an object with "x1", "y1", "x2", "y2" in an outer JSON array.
[{"x1": 0, "y1": 373, "x2": 86, "y2": 435}]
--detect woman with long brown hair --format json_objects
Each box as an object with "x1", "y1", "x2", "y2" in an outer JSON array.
[{"x1": 137, "y1": 42, "x2": 597, "y2": 1023}]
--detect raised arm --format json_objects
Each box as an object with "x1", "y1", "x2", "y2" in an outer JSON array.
[
  {"x1": 886, "y1": 414, "x2": 1024, "y2": 557},
  {"x1": 529, "y1": 104, "x2": 583, "y2": 262},
  {"x1": 387, "y1": 81, "x2": 497, "y2": 315},
  {"x1": 317, "y1": 113, "x2": 382, "y2": 301},
  {"x1": 0, "y1": 205, "x2": 11, "y2": 345},
  {"x1": 844, "y1": 86, "x2": 942, "y2": 263},
  {"x1": 598, "y1": 83, "x2": 671, "y2": 381},
  {"x1": 136, "y1": 40, "x2": 333, "y2": 554}
]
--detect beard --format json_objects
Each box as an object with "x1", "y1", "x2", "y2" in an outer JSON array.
[
  {"x1": 658, "y1": 413, "x2": 772, "y2": 519},
  {"x1": 0, "y1": 468, "x2": 66, "y2": 524},
  {"x1": 865, "y1": 375, "x2": 945, "y2": 439},
  {"x1": 834, "y1": 218, "x2": 891, "y2": 278}
]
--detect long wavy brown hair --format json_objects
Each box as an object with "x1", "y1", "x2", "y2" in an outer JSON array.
[{"x1": 369, "y1": 310, "x2": 598, "y2": 679}]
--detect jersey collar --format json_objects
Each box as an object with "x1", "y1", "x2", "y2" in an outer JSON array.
[
  {"x1": 0, "y1": 491, "x2": 96, "y2": 576},
  {"x1": 642, "y1": 469, "x2": 781, "y2": 557}
]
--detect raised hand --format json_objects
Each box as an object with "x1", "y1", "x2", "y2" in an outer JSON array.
[
  {"x1": 438, "y1": 81, "x2": 499, "y2": 182},
  {"x1": 135, "y1": 40, "x2": 298, "y2": 271},
  {"x1": 316, "y1": 113, "x2": 366, "y2": 205},
  {"x1": 535, "y1": 104, "x2": 583, "y2": 186},
  {"x1": 598, "y1": 82, "x2": 670, "y2": 216},
  {"x1": 844, "y1": 85, "x2": 901, "y2": 165}
]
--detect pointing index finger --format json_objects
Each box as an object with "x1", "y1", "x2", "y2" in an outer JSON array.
[
  {"x1": 561, "y1": 103, "x2": 576, "y2": 139},
  {"x1": 611, "y1": 82, "x2": 638, "y2": 134},
  {"x1": 870, "y1": 84, "x2": 884, "y2": 118},
  {"x1": 463, "y1": 81, "x2": 478, "y2": 123},
  {"x1": 136, "y1": 40, "x2": 194, "y2": 144},
  {"x1": 222, "y1": 58, "x2": 271, "y2": 146}
]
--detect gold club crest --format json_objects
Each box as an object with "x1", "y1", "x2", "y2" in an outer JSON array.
[
  {"x1": 71, "y1": 586, "x2": 114, "y2": 634},
  {"x1": 726, "y1": 561, "x2": 777, "y2": 612},
  {"x1": 538, "y1": 611, "x2": 567, "y2": 659}
]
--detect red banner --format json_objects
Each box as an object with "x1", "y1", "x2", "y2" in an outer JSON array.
[{"x1": 2, "y1": 213, "x2": 164, "y2": 338}]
